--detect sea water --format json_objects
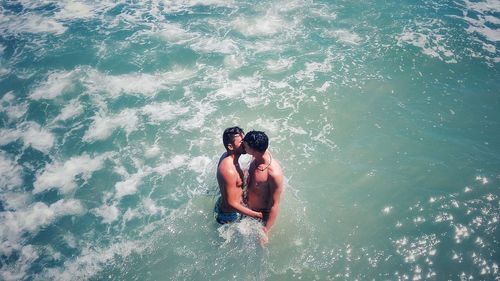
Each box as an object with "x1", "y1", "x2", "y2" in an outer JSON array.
[{"x1": 0, "y1": 0, "x2": 499, "y2": 280}]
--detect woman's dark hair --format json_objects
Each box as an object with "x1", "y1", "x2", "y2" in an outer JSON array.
[
  {"x1": 243, "y1": 131, "x2": 268, "y2": 152},
  {"x1": 222, "y1": 126, "x2": 244, "y2": 150}
]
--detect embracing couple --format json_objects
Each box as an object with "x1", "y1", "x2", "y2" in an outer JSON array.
[{"x1": 214, "y1": 126, "x2": 283, "y2": 244}]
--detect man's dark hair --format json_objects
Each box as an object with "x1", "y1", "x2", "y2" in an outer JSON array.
[
  {"x1": 222, "y1": 126, "x2": 244, "y2": 150},
  {"x1": 243, "y1": 131, "x2": 268, "y2": 153}
]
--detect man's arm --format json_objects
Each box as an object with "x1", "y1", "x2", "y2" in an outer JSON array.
[
  {"x1": 263, "y1": 169, "x2": 284, "y2": 233},
  {"x1": 223, "y1": 170, "x2": 263, "y2": 219}
]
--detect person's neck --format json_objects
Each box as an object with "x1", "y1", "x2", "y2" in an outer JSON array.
[
  {"x1": 254, "y1": 151, "x2": 269, "y2": 165},
  {"x1": 227, "y1": 151, "x2": 241, "y2": 163}
]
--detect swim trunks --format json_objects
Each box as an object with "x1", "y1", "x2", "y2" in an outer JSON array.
[{"x1": 214, "y1": 197, "x2": 241, "y2": 224}]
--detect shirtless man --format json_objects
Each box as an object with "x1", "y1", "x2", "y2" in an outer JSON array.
[
  {"x1": 215, "y1": 127, "x2": 263, "y2": 224},
  {"x1": 243, "y1": 131, "x2": 284, "y2": 243}
]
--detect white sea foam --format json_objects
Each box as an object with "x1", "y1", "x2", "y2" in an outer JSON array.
[
  {"x1": 0, "y1": 13, "x2": 66, "y2": 35},
  {"x1": 30, "y1": 71, "x2": 75, "y2": 100},
  {"x1": 266, "y1": 58, "x2": 294, "y2": 72},
  {"x1": 42, "y1": 240, "x2": 142, "y2": 281},
  {"x1": 247, "y1": 118, "x2": 280, "y2": 134},
  {"x1": 215, "y1": 75, "x2": 262, "y2": 99},
  {"x1": 396, "y1": 21, "x2": 457, "y2": 63},
  {"x1": 0, "y1": 153, "x2": 23, "y2": 191},
  {"x1": 33, "y1": 153, "x2": 109, "y2": 194},
  {"x1": 0, "y1": 98, "x2": 28, "y2": 121},
  {"x1": 83, "y1": 109, "x2": 139, "y2": 142},
  {"x1": 0, "y1": 245, "x2": 38, "y2": 281},
  {"x1": 142, "y1": 102, "x2": 189, "y2": 122},
  {"x1": 55, "y1": 2, "x2": 95, "y2": 19},
  {"x1": 191, "y1": 37, "x2": 239, "y2": 54},
  {"x1": 142, "y1": 198, "x2": 165, "y2": 215},
  {"x1": 153, "y1": 154, "x2": 188, "y2": 176},
  {"x1": 85, "y1": 68, "x2": 196, "y2": 98},
  {"x1": 232, "y1": 13, "x2": 285, "y2": 37},
  {"x1": 0, "y1": 199, "x2": 84, "y2": 250},
  {"x1": 144, "y1": 144, "x2": 161, "y2": 158},
  {"x1": 52, "y1": 99, "x2": 84, "y2": 122},
  {"x1": 462, "y1": 0, "x2": 500, "y2": 14},
  {"x1": 164, "y1": 0, "x2": 235, "y2": 13},
  {"x1": 248, "y1": 40, "x2": 285, "y2": 53},
  {"x1": 0, "y1": 192, "x2": 30, "y2": 211},
  {"x1": 0, "y1": 122, "x2": 55, "y2": 153},
  {"x1": 224, "y1": 54, "x2": 245, "y2": 68},
  {"x1": 188, "y1": 156, "x2": 211, "y2": 183},
  {"x1": 178, "y1": 101, "x2": 216, "y2": 130},
  {"x1": 310, "y1": 6, "x2": 337, "y2": 20},
  {"x1": 0, "y1": 67, "x2": 10, "y2": 77},
  {"x1": 158, "y1": 23, "x2": 199, "y2": 44},
  {"x1": 316, "y1": 81, "x2": 331, "y2": 93},
  {"x1": 115, "y1": 169, "x2": 151, "y2": 198},
  {"x1": 295, "y1": 57, "x2": 333, "y2": 81},
  {"x1": 324, "y1": 29, "x2": 362, "y2": 45},
  {"x1": 93, "y1": 203, "x2": 120, "y2": 223},
  {"x1": 218, "y1": 217, "x2": 265, "y2": 247}
]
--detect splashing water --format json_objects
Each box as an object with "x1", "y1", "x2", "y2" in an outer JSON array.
[{"x1": 0, "y1": 0, "x2": 499, "y2": 280}]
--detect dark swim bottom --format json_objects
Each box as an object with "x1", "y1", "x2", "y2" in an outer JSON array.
[{"x1": 214, "y1": 197, "x2": 241, "y2": 224}]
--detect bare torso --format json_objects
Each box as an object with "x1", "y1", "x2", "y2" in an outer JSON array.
[
  {"x1": 246, "y1": 152, "x2": 280, "y2": 211},
  {"x1": 217, "y1": 152, "x2": 245, "y2": 213}
]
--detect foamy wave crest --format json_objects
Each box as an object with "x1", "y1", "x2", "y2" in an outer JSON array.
[
  {"x1": 30, "y1": 70, "x2": 75, "y2": 100},
  {"x1": 190, "y1": 37, "x2": 239, "y2": 54},
  {"x1": 0, "y1": 92, "x2": 28, "y2": 121},
  {"x1": 115, "y1": 169, "x2": 151, "y2": 199},
  {"x1": 295, "y1": 56, "x2": 333, "y2": 82},
  {"x1": 218, "y1": 217, "x2": 266, "y2": 247},
  {"x1": 0, "y1": 13, "x2": 66, "y2": 35},
  {"x1": 215, "y1": 75, "x2": 262, "y2": 100},
  {"x1": 164, "y1": 0, "x2": 235, "y2": 13},
  {"x1": 158, "y1": 23, "x2": 200, "y2": 44},
  {"x1": 177, "y1": 101, "x2": 216, "y2": 130},
  {"x1": 142, "y1": 102, "x2": 189, "y2": 122},
  {"x1": 232, "y1": 13, "x2": 285, "y2": 37},
  {"x1": 460, "y1": 0, "x2": 500, "y2": 43},
  {"x1": 0, "y1": 122, "x2": 55, "y2": 153},
  {"x1": 396, "y1": 20, "x2": 457, "y2": 63},
  {"x1": 54, "y1": 2, "x2": 95, "y2": 19},
  {"x1": 85, "y1": 68, "x2": 196, "y2": 98},
  {"x1": 0, "y1": 152, "x2": 23, "y2": 191},
  {"x1": 188, "y1": 156, "x2": 211, "y2": 183},
  {"x1": 83, "y1": 109, "x2": 139, "y2": 142},
  {"x1": 52, "y1": 99, "x2": 84, "y2": 123},
  {"x1": 93, "y1": 203, "x2": 120, "y2": 224},
  {"x1": 40, "y1": 241, "x2": 143, "y2": 281},
  {"x1": 324, "y1": 29, "x2": 363, "y2": 45},
  {"x1": 266, "y1": 58, "x2": 295, "y2": 72},
  {"x1": 33, "y1": 153, "x2": 110, "y2": 194},
  {"x1": 153, "y1": 154, "x2": 188, "y2": 176},
  {"x1": 0, "y1": 199, "x2": 84, "y2": 259}
]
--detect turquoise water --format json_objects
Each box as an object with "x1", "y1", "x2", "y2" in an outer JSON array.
[{"x1": 1, "y1": 0, "x2": 499, "y2": 280}]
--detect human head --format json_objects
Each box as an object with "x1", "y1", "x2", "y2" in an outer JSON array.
[
  {"x1": 222, "y1": 126, "x2": 245, "y2": 153},
  {"x1": 243, "y1": 130, "x2": 268, "y2": 153}
]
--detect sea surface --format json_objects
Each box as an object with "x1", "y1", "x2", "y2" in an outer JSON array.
[{"x1": 0, "y1": 0, "x2": 499, "y2": 280}]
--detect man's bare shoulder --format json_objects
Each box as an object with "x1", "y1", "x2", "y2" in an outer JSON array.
[
  {"x1": 268, "y1": 157, "x2": 283, "y2": 178},
  {"x1": 218, "y1": 156, "x2": 236, "y2": 174}
]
